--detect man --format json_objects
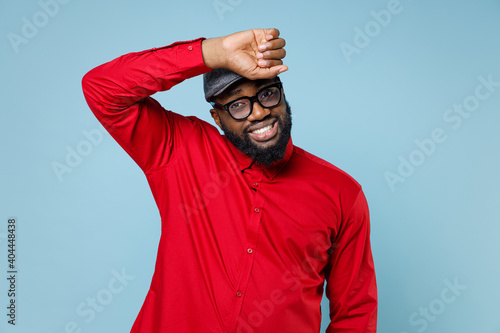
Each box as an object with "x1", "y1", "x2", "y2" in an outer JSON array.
[{"x1": 82, "y1": 28, "x2": 377, "y2": 332}]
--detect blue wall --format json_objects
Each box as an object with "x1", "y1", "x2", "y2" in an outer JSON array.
[{"x1": 1, "y1": 0, "x2": 499, "y2": 332}]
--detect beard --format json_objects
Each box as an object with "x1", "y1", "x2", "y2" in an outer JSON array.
[{"x1": 220, "y1": 100, "x2": 292, "y2": 166}]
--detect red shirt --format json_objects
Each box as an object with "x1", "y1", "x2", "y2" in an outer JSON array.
[{"x1": 82, "y1": 38, "x2": 377, "y2": 333}]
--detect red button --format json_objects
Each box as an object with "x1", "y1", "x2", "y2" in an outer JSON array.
[
  {"x1": 236, "y1": 291, "x2": 242, "y2": 297},
  {"x1": 247, "y1": 248, "x2": 253, "y2": 254},
  {"x1": 254, "y1": 207, "x2": 260, "y2": 213},
  {"x1": 253, "y1": 182, "x2": 259, "y2": 187},
  {"x1": 188, "y1": 46, "x2": 193, "y2": 50}
]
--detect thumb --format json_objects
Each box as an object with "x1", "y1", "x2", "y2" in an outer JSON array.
[
  {"x1": 248, "y1": 64, "x2": 288, "y2": 80},
  {"x1": 266, "y1": 65, "x2": 288, "y2": 78}
]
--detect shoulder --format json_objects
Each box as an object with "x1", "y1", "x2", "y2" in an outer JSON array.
[
  {"x1": 186, "y1": 115, "x2": 220, "y2": 134},
  {"x1": 163, "y1": 111, "x2": 221, "y2": 139},
  {"x1": 290, "y1": 145, "x2": 362, "y2": 192},
  {"x1": 184, "y1": 115, "x2": 227, "y2": 145}
]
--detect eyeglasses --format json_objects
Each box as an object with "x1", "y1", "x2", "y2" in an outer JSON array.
[{"x1": 210, "y1": 81, "x2": 283, "y2": 120}]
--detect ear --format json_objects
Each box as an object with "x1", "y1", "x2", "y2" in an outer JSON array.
[{"x1": 209, "y1": 108, "x2": 222, "y2": 129}]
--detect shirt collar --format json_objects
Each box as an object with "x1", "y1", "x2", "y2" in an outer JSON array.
[{"x1": 224, "y1": 136, "x2": 294, "y2": 180}]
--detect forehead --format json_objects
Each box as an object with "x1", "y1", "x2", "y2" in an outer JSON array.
[{"x1": 216, "y1": 78, "x2": 279, "y2": 101}]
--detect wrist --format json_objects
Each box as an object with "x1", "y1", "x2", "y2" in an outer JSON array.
[{"x1": 201, "y1": 37, "x2": 225, "y2": 69}]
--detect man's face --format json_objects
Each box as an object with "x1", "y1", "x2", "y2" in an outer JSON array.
[{"x1": 210, "y1": 78, "x2": 292, "y2": 166}]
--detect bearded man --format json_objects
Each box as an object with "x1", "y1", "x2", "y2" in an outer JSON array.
[{"x1": 82, "y1": 28, "x2": 377, "y2": 333}]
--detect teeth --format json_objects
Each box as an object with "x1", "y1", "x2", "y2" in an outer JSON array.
[{"x1": 251, "y1": 124, "x2": 273, "y2": 135}]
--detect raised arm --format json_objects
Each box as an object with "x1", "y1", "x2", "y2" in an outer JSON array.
[
  {"x1": 81, "y1": 28, "x2": 287, "y2": 172},
  {"x1": 81, "y1": 38, "x2": 210, "y2": 172}
]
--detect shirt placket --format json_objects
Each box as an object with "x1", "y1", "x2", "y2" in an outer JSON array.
[{"x1": 225, "y1": 168, "x2": 266, "y2": 333}]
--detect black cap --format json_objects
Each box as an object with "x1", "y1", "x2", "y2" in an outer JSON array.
[{"x1": 203, "y1": 68, "x2": 245, "y2": 102}]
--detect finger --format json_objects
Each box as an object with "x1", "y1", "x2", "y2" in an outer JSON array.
[
  {"x1": 248, "y1": 65, "x2": 288, "y2": 80},
  {"x1": 263, "y1": 28, "x2": 280, "y2": 41},
  {"x1": 258, "y1": 38, "x2": 286, "y2": 52},
  {"x1": 265, "y1": 65, "x2": 288, "y2": 76},
  {"x1": 257, "y1": 59, "x2": 284, "y2": 68},
  {"x1": 273, "y1": 64, "x2": 288, "y2": 74},
  {"x1": 257, "y1": 49, "x2": 286, "y2": 61}
]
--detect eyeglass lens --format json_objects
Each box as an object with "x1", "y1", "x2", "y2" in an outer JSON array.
[{"x1": 228, "y1": 86, "x2": 281, "y2": 119}]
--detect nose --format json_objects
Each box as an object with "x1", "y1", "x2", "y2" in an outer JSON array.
[{"x1": 246, "y1": 101, "x2": 270, "y2": 122}]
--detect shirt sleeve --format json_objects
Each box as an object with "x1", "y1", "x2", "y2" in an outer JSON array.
[
  {"x1": 325, "y1": 189, "x2": 378, "y2": 332},
  {"x1": 81, "y1": 38, "x2": 212, "y2": 172}
]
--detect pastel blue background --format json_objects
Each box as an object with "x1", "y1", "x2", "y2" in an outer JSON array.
[{"x1": 1, "y1": 0, "x2": 499, "y2": 332}]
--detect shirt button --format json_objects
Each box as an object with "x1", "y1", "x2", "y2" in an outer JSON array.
[
  {"x1": 236, "y1": 291, "x2": 242, "y2": 297},
  {"x1": 188, "y1": 46, "x2": 193, "y2": 51},
  {"x1": 247, "y1": 248, "x2": 253, "y2": 254},
  {"x1": 254, "y1": 207, "x2": 260, "y2": 213},
  {"x1": 253, "y1": 182, "x2": 259, "y2": 187}
]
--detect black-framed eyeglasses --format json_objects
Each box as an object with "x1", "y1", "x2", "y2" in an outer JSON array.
[{"x1": 210, "y1": 81, "x2": 283, "y2": 120}]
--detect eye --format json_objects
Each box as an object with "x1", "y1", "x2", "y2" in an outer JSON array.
[
  {"x1": 259, "y1": 87, "x2": 277, "y2": 100},
  {"x1": 229, "y1": 100, "x2": 248, "y2": 111}
]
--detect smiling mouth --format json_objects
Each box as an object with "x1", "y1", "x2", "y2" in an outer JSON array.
[
  {"x1": 251, "y1": 123, "x2": 273, "y2": 135},
  {"x1": 247, "y1": 120, "x2": 278, "y2": 142}
]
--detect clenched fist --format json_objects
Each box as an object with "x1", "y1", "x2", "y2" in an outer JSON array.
[{"x1": 202, "y1": 28, "x2": 288, "y2": 80}]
